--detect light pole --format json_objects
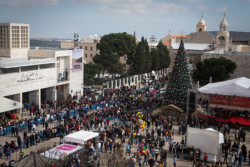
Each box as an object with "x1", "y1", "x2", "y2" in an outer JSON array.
[{"x1": 185, "y1": 89, "x2": 190, "y2": 122}]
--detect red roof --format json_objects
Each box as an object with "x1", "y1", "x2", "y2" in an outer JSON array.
[
  {"x1": 163, "y1": 41, "x2": 170, "y2": 45},
  {"x1": 171, "y1": 34, "x2": 188, "y2": 38}
]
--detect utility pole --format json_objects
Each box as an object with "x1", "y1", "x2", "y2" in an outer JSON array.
[{"x1": 186, "y1": 89, "x2": 190, "y2": 122}]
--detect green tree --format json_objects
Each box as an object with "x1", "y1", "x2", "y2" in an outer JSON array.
[
  {"x1": 93, "y1": 32, "x2": 136, "y2": 76},
  {"x1": 157, "y1": 42, "x2": 170, "y2": 69},
  {"x1": 84, "y1": 63, "x2": 98, "y2": 85},
  {"x1": 128, "y1": 37, "x2": 150, "y2": 74},
  {"x1": 151, "y1": 48, "x2": 160, "y2": 70},
  {"x1": 192, "y1": 57, "x2": 237, "y2": 85},
  {"x1": 165, "y1": 40, "x2": 192, "y2": 111},
  {"x1": 143, "y1": 39, "x2": 151, "y2": 72}
]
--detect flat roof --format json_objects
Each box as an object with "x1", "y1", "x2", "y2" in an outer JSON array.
[
  {"x1": 172, "y1": 43, "x2": 210, "y2": 51},
  {"x1": 0, "y1": 58, "x2": 55, "y2": 68}
]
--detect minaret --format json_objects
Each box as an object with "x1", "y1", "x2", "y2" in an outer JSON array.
[
  {"x1": 216, "y1": 14, "x2": 230, "y2": 50},
  {"x1": 196, "y1": 14, "x2": 207, "y2": 32}
]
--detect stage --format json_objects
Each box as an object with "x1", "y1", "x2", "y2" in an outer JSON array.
[{"x1": 198, "y1": 114, "x2": 250, "y2": 126}]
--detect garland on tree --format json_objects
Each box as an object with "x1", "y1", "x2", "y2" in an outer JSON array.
[{"x1": 165, "y1": 40, "x2": 192, "y2": 111}]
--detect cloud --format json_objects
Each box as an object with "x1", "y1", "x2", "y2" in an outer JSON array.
[
  {"x1": 197, "y1": 5, "x2": 207, "y2": 11},
  {"x1": 73, "y1": 0, "x2": 188, "y2": 14},
  {"x1": 216, "y1": 6, "x2": 228, "y2": 12},
  {"x1": 0, "y1": 0, "x2": 59, "y2": 7}
]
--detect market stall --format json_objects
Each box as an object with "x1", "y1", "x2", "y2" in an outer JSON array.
[
  {"x1": 40, "y1": 144, "x2": 83, "y2": 160},
  {"x1": 64, "y1": 130, "x2": 99, "y2": 144}
]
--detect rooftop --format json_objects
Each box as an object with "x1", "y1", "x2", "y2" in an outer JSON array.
[
  {"x1": 172, "y1": 43, "x2": 210, "y2": 51},
  {"x1": 171, "y1": 34, "x2": 189, "y2": 38},
  {"x1": 208, "y1": 31, "x2": 250, "y2": 42},
  {"x1": 0, "y1": 57, "x2": 55, "y2": 68}
]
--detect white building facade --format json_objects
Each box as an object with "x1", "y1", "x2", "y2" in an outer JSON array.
[{"x1": 0, "y1": 23, "x2": 83, "y2": 113}]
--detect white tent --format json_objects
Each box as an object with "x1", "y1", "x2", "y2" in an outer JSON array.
[
  {"x1": 64, "y1": 130, "x2": 99, "y2": 144},
  {"x1": 198, "y1": 77, "x2": 250, "y2": 97},
  {"x1": 187, "y1": 127, "x2": 224, "y2": 162},
  {"x1": 40, "y1": 144, "x2": 83, "y2": 160},
  {"x1": 0, "y1": 96, "x2": 22, "y2": 113},
  {"x1": 205, "y1": 128, "x2": 224, "y2": 144}
]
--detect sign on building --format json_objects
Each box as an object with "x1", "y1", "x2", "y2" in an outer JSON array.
[{"x1": 72, "y1": 49, "x2": 83, "y2": 72}]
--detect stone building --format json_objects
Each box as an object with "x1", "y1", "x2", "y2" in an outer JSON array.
[
  {"x1": 166, "y1": 15, "x2": 250, "y2": 80},
  {"x1": 61, "y1": 37, "x2": 99, "y2": 63}
]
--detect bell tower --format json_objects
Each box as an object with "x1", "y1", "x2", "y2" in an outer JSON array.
[
  {"x1": 216, "y1": 14, "x2": 230, "y2": 50},
  {"x1": 196, "y1": 15, "x2": 207, "y2": 32}
]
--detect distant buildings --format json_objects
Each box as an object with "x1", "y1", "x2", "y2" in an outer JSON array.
[
  {"x1": 0, "y1": 23, "x2": 83, "y2": 113},
  {"x1": 162, "y1": 15, "x2": 250, "y2": 80},
  {"x1": 61, "y1": 37, "x2": 99, "y2": 64}
]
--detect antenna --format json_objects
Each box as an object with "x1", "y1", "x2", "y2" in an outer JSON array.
[
  {"x1": 169, "y1": 30, "x2": 171, "y2": 35},
  {"x1": 74, "y1": 32, "x2": 79, "y2": 48},
  {"x1": 149, "y1": 35, "x2": 157, "y2": 43}
]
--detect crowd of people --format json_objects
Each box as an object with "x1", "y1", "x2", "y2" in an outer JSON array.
[{"x1": 0, "y1": 76, "x2": 249, "y2": 167}]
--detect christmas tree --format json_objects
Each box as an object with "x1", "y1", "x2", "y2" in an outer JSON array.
[{"x1": 165, "y1": 40, "x2": 192, "y2": 111}]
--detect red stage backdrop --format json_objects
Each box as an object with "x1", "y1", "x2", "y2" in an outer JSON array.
[{"x1": 210, "y1": 94, "x2": 250, "y2": 110}]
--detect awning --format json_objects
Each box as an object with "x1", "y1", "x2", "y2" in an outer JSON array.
[
  {"x1": 0, "y1": 97, "x2": 22, "y2": 113},
  {"x1": 64, "y1": 130, "x2": 99, "y2": 144}
]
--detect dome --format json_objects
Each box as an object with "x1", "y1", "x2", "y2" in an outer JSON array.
[{"x1": 197, "y1": 17, "x2": 206, "y2": 25}]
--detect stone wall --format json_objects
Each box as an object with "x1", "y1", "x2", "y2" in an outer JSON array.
[{"x1": 201, "y1": 52, "x2": 250, "y2": 79}]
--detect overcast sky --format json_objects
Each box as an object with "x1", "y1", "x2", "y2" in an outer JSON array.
[{"x1": 0, "y1": 0, "x2": 250, "y2": 40}]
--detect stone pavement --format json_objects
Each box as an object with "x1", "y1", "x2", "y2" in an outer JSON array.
[
  {"x1": 0, "y1": 111, "x2": 249, "y2": 167},
  {"x1": 104, "y1": 124, "x2": 250, "y2": 167},
  {"x1": 0, "y1": 112, "x2": 60, "y2": 165}
]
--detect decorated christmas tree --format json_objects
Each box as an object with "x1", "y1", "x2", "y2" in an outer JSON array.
[{"x1": 165, "y1": 40, "x2": 192, "y2": 111}]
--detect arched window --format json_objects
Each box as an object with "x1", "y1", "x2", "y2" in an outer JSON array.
[{"x1": 199, "y1": 28, "x2": 202, "y2": 32}]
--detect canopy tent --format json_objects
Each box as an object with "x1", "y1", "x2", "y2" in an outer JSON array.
[
  {"x1": 198, "y1": 77, "x2": 250, "y2": 110},
  {"x1": 0, "y1": 96, "x2": 22, "y2": 113},
  {"x1": 64, "y1": 130, "x2": 99, "y2": 144},
  {"x1": 40, "y1": 144, "x2": 83, "y2": 160},
  {"x1": 198, "y1": 77, "x2": 250, "y2": 97}
]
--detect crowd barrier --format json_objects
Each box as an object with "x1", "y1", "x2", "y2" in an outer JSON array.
[{"x1": 0, "y1": 100, "x2": 119, "y2": 136}]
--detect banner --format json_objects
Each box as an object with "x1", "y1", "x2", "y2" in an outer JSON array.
[
  {"x1": 210, "y1": 94, "x2": 250, "y2": 110},
  {"x1": 72, "y1": 49, "x2": 83, "y2": 72}
]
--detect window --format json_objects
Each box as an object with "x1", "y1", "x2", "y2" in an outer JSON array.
[
  {"x1": 85, "y1": 54, "x2": 88, "y2": 58},
  {"x1": 80, "y1": 46, "x2": 82, "y2": 49},
  {"x1": 85, "y1": 46, "x2": 87, "y2": 50},
  {"x1": 21, "y1": 65, "x2": 38, "y2": 72},
  {"x1": 0, "y1": 67, "x2": 19, "y2": 74},
  {"x1": 90, "y1": 46, "x2": 93, "y2": 51},
  {"x1": 90, "y1": 54, "x2": 93, "y2": 58},
  {"x1": 40, "y1": 63, "x2": 55, "y2": 69}
]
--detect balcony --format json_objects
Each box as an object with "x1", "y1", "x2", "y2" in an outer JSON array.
[{"x1": 58, "y1": 71, "x2": 68, "y2": 82}]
